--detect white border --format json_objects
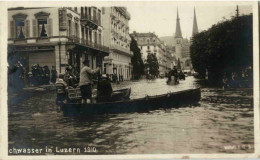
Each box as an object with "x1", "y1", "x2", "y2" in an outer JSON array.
[{"x1": 0, "y1": 1, "x2": 259, "y2": 159}]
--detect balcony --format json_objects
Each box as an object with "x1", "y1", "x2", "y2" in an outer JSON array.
[
  {"x1": 80, "y1": 15, "x2": 99, "y2": 30},
  {"x1": 68, "y1": 35, "x2": 80, "y2": 43},
  {"x1": 110, "y1": 12, "x2": 116, "y2": 19},
  {"x1": 68, "y1": 36, "x2": 109, "y2": 53},
  {"x1": 119, "y1": 34, "x2": 124, "y2": 40},
  {"x1": 110, "y1": 45, "x2": 132, "y2": 56},
  {"x1": 126, "y1": 35, "x2": 131, "y2": 41}
]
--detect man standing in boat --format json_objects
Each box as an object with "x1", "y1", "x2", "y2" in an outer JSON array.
[{"x1": 79, "y1": 60, "x2": 100, "y2": 104}]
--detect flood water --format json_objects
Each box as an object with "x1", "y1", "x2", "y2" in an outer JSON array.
[{"x1": 8, "y1": 77, "x2": 254, "y2": 154}]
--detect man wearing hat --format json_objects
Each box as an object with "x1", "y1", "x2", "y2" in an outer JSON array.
[{"x1": 79, "y1": 59, "x2": 100, "y2": 103}]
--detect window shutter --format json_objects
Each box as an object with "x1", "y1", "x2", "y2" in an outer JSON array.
[
  {"x1": 25, "y1": 20, "x2": 30, "y2": 38},
  {"x1": 10, "y1": 20, "x2": 16, "y2": 38},
  {"x1": 47, "y1": 18, "x2": 53, "y2": 37},
  {"x1": 33, "y1": 19, "x2": 38, "y2": 37}
]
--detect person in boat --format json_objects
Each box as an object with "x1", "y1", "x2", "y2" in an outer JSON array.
[
  {"x1": 167, "y1": 66, "x2": 178, "y2": 84},
  {"x1": 173, "y1": 66, "x2": 179, "y2": 84},
  {"x1": 97, "y1": 74, "x2": 113, "y2": 102},
  {"x1": 79, "y1": 60, "x2": 100, "y2": 104},
  {"x1": 178, "y1": 70, "x2": 185, "y2": 80},
  {"x1": 64, "y1": 66, "x2": 77, "y2": 87}
]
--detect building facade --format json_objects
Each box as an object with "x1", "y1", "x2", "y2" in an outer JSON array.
[
  {"x1": 8, "y1": 7, "x2": 109, "y2": 76},
  {"x1": 102, "y1": 7, "x2": 132, "y2": 80},
  {"x1": 130, "y1": 32, "x2": 175, "y2": 75}
]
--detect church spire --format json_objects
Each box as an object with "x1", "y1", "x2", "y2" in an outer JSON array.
[
  {"x1": 175, "y1": 8, "x2": 182, "y2": 38},
  {"x1": 192, "y1": 7, "x2": 198, "y2": 37}
]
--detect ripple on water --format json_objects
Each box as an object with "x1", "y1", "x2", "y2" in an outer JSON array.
[{"x1": 8, "y1": 77, "x2": 254, "y2": 154}]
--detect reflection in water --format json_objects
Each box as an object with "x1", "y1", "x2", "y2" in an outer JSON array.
[{"x1": 8, "y1": 77, "x2": 254, "y2": 154}]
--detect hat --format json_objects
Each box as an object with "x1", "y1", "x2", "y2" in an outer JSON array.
[{"x1": 83, "y1": 60, "x2": 89, "y2": 65}]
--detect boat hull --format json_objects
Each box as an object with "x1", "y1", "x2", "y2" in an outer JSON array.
[{"x1": 61, "y1": 88, "x2": 201, "y2": 117}]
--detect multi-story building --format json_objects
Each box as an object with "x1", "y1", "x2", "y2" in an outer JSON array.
[
  {"x1": 165, "y1": 45, "x2": 177, "y2": 71},
  {"x1": 130, "y1": 31, "x2": 175, "y2": 75},
  {"x1": 102, "y1": 7, "x2": 132, "y2": 80},
  {"x1": 8, "y1": 7, "x2": 109, "y2": 75}
]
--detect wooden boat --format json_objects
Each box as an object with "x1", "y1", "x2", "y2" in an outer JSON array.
[
  {"x1": 61, "y1": 88, "x2": 201, "y2": 117},
  {"x1": 97, "y1": 88, "x2": 131, "y2": 102}
]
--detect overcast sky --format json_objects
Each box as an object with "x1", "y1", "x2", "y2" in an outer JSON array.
[{"x1": 126, "y1": 1, "x2": 253, "y2": 38}]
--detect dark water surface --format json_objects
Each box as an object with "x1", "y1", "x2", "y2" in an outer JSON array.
[{"x1": 8, "y1": 77, "x2": 254, "y2": 154}]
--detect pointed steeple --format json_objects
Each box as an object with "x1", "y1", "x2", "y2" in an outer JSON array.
[
  {"x1": 175, "y1": 8, "x2": 182, "y2": 38},
  {"x1": 192, "y1": 7, "x2": 198, "y2": 37}
]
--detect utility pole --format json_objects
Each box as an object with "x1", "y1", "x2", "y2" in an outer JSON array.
[{"x1": 236, "y1": 5, "x2": 239, "y2": 17}]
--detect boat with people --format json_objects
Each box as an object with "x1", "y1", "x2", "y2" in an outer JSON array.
[
  {"x1": 56, "y1": 62, "x2": 201, "y2": 117},
  {"x1": 59, "y1": 87, "x2": 201, "y2": 117}
]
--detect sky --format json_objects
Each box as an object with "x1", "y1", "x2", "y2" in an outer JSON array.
[{"x1": 126, "y1": 1, "x2": 253, "y2": 39}]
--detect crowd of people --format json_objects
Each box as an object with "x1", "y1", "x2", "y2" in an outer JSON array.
[
  {"x1": 29, "y1": 64, "x2": 57, "y2": 86},
  {"x1": 222, "y1": 67, "x2": 253, "y2": 89},
  {"x1": 8, "y1": 61, "x2": 57, "y2": 91}
]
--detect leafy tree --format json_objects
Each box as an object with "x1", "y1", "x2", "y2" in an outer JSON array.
[
  {"x1": 130, "y1": 37, "x2": 145, "y2": 79},
  {"x1": 145, "y1": 53, "x2": 159, "y2": 77},
  {"x1": 190, "y1": 14, "x2": 253, "y2": 83}
]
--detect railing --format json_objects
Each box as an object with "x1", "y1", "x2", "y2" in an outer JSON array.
[
  {"x1": 126, "y1": 35, "x2": 131, "y2": 41},
  {"x1": 81, "y1": 14, "x2": 100, "y2": 26},
  {"x1": 69, "y1": 36, "x2": 109, "y2": 53},
  {"x1": 68, "y1": 35, "x2": 80, "y2": 43},
  {"x1": 110, "y1": 44, "x2": 132, "y2": 55}
]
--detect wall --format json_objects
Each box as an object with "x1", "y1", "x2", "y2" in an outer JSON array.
[
  {"x1": 29, "y1": 51, "x2": 55, "y2": 71},
  {"x1": 8, "y1": 8, "x2": 59, "y2": 38}
]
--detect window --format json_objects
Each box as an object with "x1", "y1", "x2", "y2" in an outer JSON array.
[
  {"x1": 93, "y1": 9, "x2": 96, "y2": 22},
  {"x1": 98, "y1": 12, "x2": 101, "y2": 25},
  {"x1": 12, "y1": 13, "x2": 28, "y2": 39},
  {"x1": 34, "y1": 12, "x2": 51, "y2": 37},
  {"x1": 81, "y1": 27, "x2": 84, "y2": 41},
  {"x1": 38, "y1": 19, "x2": 48, "y2": 37},
  {"x1": 99, "y1": 33, "x2": 102, "y2": 44},
  {"x1": 81, "y1": 7, "x2": 84, "y2": 17},
  {"x1": 147, "y1": 46, "x2": 150, "y2": 50},
  {"x1": 147, "y1": 39, "x2": 150, "y2": 43},
  {"x1": 15, "y1": 20, "x2": 25, "y2": 39},
  {"x1": 68, "y1": 20, "x2": 72, "y2": 36},
  {"x1": 88, "y1": 8, "x2": 91, "y2": 17},
  {"x1": 75, "y1": 22, "x2": 79, "y2": 38},
  {"x1": 89, "y1": 29, "x2": 92, "y2": 42}
]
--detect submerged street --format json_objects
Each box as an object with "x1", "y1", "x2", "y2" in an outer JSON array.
[{"x1": 8, "y1": 77, "x2": 254, "y2": 154}]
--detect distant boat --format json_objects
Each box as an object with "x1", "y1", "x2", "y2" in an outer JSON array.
[
  {"x1": 167, "y1": 76, "x2": 179, "y2": 85},
  {"x1": 60, "y1": 88, "x2": 201, "y2": 117}
]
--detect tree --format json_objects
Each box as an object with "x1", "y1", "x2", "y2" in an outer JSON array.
[
  {"x1": 177, "y1": 58, "x2": 181, "y2": 70},
  {"x1": 145, "y1": 53, "x2": 159, "y2": 77},
  {"x1": 190, "y1": 14, "x2": 253, "y2": 83},
  {"x1": 130, "y1": 37, "x2": 145, "y2": 79}
]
